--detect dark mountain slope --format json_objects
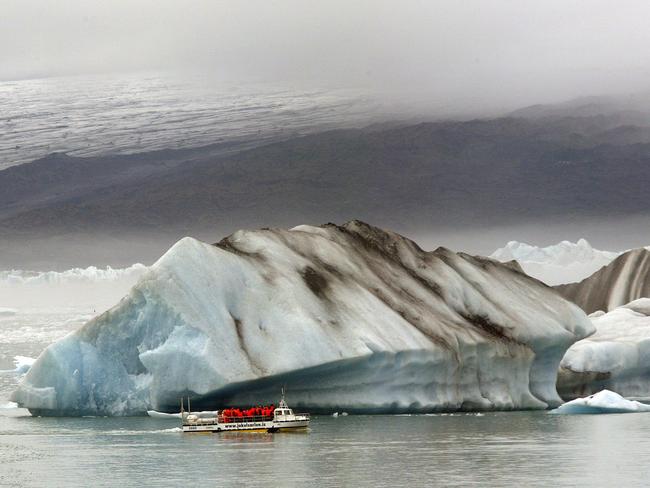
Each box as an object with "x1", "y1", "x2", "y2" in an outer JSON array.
[
  {"x1": 3, "y1": 106, "x2": 650, "y2": 267},
  {"x1": 4, "y1": 116, "x2": 650, "y2": 233}
]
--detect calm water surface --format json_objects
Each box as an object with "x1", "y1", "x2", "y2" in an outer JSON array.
[{"x1": 1, "y1": 411, "x2": 648, "y2": 487}]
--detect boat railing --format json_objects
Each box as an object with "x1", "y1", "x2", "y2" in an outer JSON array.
[
  {"x1": 218, "y1": 414, "x2": 274, "y2": 423},
  {"x1": 217, "y1": 412, "x2": 310, "y2": 423}
]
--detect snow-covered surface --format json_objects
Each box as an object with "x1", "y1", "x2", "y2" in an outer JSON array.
[
  {"x1": 551, "y1": 389, "x2": 650, "y2": 414},
  {"x1": 13, "y1": 221, "x2": 593, "y2": 415},
  {"x1": 490, "y1": 239, "x2": 620, "y2": 285},
  {"x1": 558, "y1": 298, "x2": 650, "y2": 399}
]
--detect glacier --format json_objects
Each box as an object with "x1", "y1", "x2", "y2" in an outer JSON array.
[
  {"x1": 490, "y1": 239, "x2": 620, "y2": 286},
  {"x1": 12, "y1": 221, "x2": 593, "y2": 416},
  {"x1": 558, "y1": 298, "x2": 650, "y2": 400},
  {"x1": 551, "y1": 389, "x2": 650, "y2": 414},
  {"x1": 0, "y1": 264, "x2": 147, "y2": 286}
]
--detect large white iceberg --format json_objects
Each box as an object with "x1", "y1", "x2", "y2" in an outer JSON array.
[
  {"x1": 551, "y1": 389, "x2": 650, "y2": 414},
  {"x1": 13, "y1": 221, "x2": 593, "y2": 416},
  {"x1": 558, "y1": 298, "x2": 650, "y2": 399},
  {"x1": 491, "y1": 239, "x2": 619, "y2": 286}
]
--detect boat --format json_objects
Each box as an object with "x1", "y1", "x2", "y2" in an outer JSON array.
[{"x1": 181, "y1": 390, "x2": 310, "y2": 433}]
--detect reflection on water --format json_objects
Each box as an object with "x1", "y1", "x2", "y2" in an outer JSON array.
[{"x1": 1, "y1": 412, "x2": 649, "y2": 487}]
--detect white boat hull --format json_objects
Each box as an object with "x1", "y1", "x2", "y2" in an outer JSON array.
[{"x1": 182, "y1": 419, "x2": 309, "y2": 433}]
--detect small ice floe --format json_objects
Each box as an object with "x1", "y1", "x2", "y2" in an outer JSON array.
[
  {"x1": 13, "y1": 355, "x2": 36, "y2": 374},
  {"x1": 1, "y1": 356, "x2": 36, "y2": 375},
  {"x1": 148, "y1": 410, "x2": 181, "y2": 419},
  {"x1": 551, "y1": 389, "x2": 650, "y2": 414},
  {"x1": 147, "y1": 410, "x2": 219, "y2": 419},
  {"x1": 0, "y1": 401, "x2": 32, "y2": 417},
  {"x1": 332, "y1": 412, "x2": 339, "y2": 417},
  {"x1": 341, "y1": 412, "x2": 348, "y2": 416},
  {"x1": 0, "y1": 307, "x2": 17, "y2": 317}
]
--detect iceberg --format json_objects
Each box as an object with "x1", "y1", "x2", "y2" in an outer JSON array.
[
  {"x1": 551, "y1": 389, "x2": 650, "y2": 414},
  {"x1": 558, "y1": 298, "x2": 650, "y2": 399},
  {"x1": 0, "y1": 307, "x2": 17, "y2": 316},
  {"x1": 147, "y1": 410, "x2": 181, "y2": 419},
  {"x1": 13, "y1": 221, "x2": 593, "y2": 416},
  {"x1": 491, "y1": 239, "x2": 620, "y2": 286},
  {"x1": 555, "y1": 248, "x2": 650, "y2": 313},
  {"x1": 147, "y1": 410, "x2": 218, "y2": 419}
]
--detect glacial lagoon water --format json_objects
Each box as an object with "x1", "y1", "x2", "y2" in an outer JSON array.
[{"x1": 2, "y1": 410, "x2": 650, "y2": 487}]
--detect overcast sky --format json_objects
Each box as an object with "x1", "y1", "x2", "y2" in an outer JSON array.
[{"x1": 3, "y1": 0, "x2": 650, "y2": 109}]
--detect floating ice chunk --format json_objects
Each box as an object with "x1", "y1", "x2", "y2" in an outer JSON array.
[
  {"x1": 0, "y1": 356, "x2": 36, "y2": 375},
  {"x1": 13, "y1": 356, "x2": 35, "y2": 374},
  {"x1": 147, "y1": 410, "x2": 218, "y2": 419},
  {"x1": 558, "y1": 298, "x2": 650, "y2": 399},
  {"x1": 148, "y1": 410, "x2": 181, "y2": 419},
  {"x1": 13, "y1": 222, "x2": 593, "y2": 416},
  {"x1": 0, "y1": 307, "x2": 17, "y2": 316},
  {"x1": 0, "y1": 401, "x2": 32, "y2": 417},
  {"x1": 551, "y1": 390, "x2": 650, "y2": 414}
]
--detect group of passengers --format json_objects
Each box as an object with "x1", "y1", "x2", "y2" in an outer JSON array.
[{"x1": 221, "y1": 405, "x2": 276, "y2": 422}]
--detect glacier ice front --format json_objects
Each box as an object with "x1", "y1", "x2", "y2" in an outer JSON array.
[
  {"x1": 12, "y1": 221, "x2": 593, "y2": 415},
  {"x1": 490, "y1": 239, "x2": 619, "y2": 285}
]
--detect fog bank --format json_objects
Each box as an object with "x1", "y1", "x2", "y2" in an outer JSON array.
[{"x1": 3, "y1": 1, "x2": 650, "y2": 113}]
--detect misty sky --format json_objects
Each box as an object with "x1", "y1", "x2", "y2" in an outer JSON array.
[{"x1": 3, "y1": 0, "x2": 650, "y2": 111}]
